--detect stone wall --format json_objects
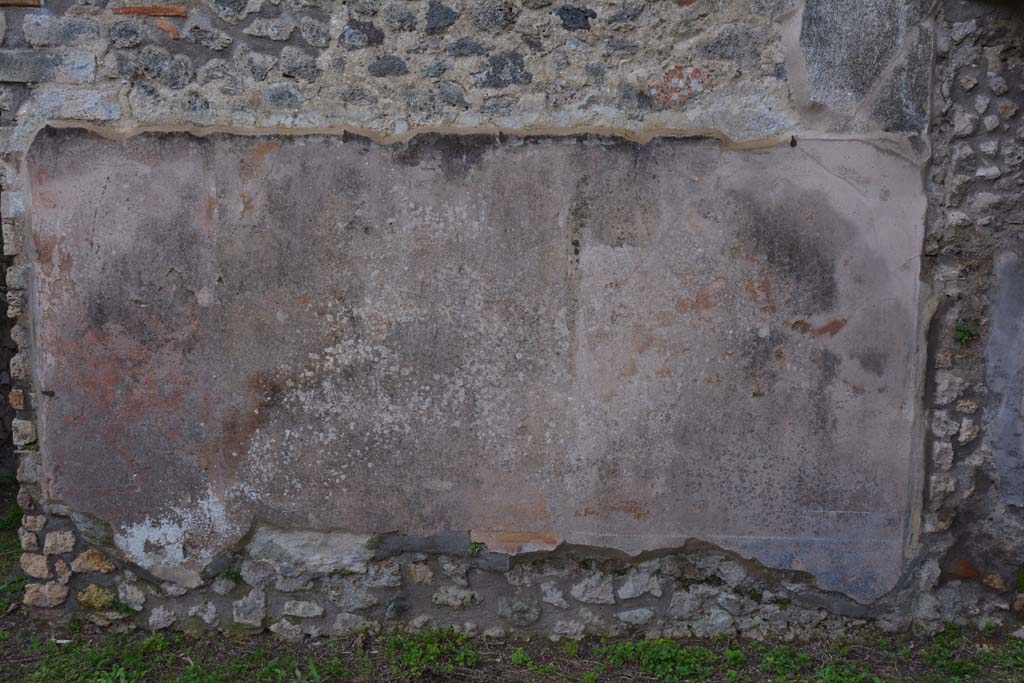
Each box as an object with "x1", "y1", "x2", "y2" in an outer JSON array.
[
  {"x1": 0, "y1": 0, "x2": 934, "y2": 142},
  {"x1": 920, "y1": 0, "x2": 1024, "y2": 625},
  {"x1": 1, "y1": 0, "x2": 1023, "y2": 639}
]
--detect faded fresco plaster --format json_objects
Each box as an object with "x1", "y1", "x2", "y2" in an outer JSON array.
[{"x1": 25, "y1": 127, "x2": 925, "y2": 602}]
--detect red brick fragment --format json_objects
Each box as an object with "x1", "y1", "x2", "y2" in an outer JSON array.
[
  {"x1": 155, "y1": 18, "x2": 179, "y2": 39},
  {"x1": 947, "y1": 558, "x2": 980, "y2": 579},
  {"x1": 790, "y1": 318, "x2": 848, "y2": 337},
  {"x1": 650, "y1": 64, "x2": 715, "y2": 107}
]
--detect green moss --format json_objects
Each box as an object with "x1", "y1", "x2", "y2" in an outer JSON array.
[
  {"x1": 956, "y1": 322, "x2": 978, "y2": 345},
  {"x1": 735, "y1": 586, "x2": 765, "y2": 604},
  {"x1": 220, "y1": 570, "x2": 243, "y2": 583},
  {"x1": 77, "y1": 585, "x2": 116, "y2": 610},
  {"x1": 111, "y1": 600, "x2": 136, "y2": 616},
  {"x1": 678, "y1": 575, "x2": 726, "y2": 591}
]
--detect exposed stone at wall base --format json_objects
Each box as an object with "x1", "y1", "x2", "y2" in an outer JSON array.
[
  {"x1": 0, "y1": 517, "x2": 1015, "y2": 640},
  {"x1": 0, "y1": 525, "x2": 906, "y2": 639}
]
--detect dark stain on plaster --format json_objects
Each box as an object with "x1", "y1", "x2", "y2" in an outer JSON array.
[
  {"x1": 854, "y1": 349, "x2": 888, "y2": 377},
  {"x1": 567, "y1": 175, "x2": 589, "y2": 263},
  {"x1": 792, "y1": 347, "x2": 850, "y2": 509},
  {"x1": 219, "y1": 370, "x2": 285, "y2": 473},
  {"x1": 732, "y1": 187, "x2": 841, "y2": 315},
  {"x1": 742, "y1": 329, "x2": 780, "y2": 388},
  {"x1": 390, "y1": 132, "x2": 494, "y2": 180},
  {"x1": 575, "y1": 154, "x2": 657, "y2": 249}
]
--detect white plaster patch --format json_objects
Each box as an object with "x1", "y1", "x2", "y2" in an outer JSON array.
[{"x1": 113, "y1": 486, "x2": 241, "y2": 587}]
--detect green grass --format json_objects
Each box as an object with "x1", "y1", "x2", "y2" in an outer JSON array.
[
  {"x1": 181, "y1": 656, "x2": 352, "y2": 683},
  {"x1": 5, "y1": 626, "x2": 1024, "y2": 683},
  {"x1": 814, "y1": 663, "x2": 881, "y2": 683},
  {"x1": 26, "y1": 634, "x2": 175, "y2": 683},
  {"x1": 511, "y1": 647, "x2": 533, "y2": 667},
  {"x1": 0, "y1": 574, "x2": 26, "y2": 612},
  {"x1": 598, "y1": 639, "x2": 718, "y2": 682},
  {"x1": 383, "y1": 629, "x2": 479, "y2": 678},
  {"x1": 0, "y1": 477, "x2": 24, "y2": 612},
  {"x1": 761, "y1": 645, "x2": 814, "y2": 679},
  {"x1": 0, "y1": 504, "x2": 21, "y2": 531},
  {"x1": 1000, "y1": 640, "x2": 1024, "y2": 669},
  {"x1": 24, "y1": 635, "x2": 357, "y2": 683},
  {"x1": 924, "y1": 625, "x2": 983, "y2": 681}
]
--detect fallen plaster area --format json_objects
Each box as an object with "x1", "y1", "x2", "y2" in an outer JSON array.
[{"x1": 26, "y1": 126, "x2": 925, "y2": 604}]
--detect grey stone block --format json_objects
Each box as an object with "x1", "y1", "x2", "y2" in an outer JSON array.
[
  {"x1": 22, "y1": 15, "x2": 100, "y2": 48},
  {"x1": 801, "y1": 0, "x2": 930, "y2": 124},
  {"x1": 0, "y1": 50, "x2": 60, "y2": 83}
]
